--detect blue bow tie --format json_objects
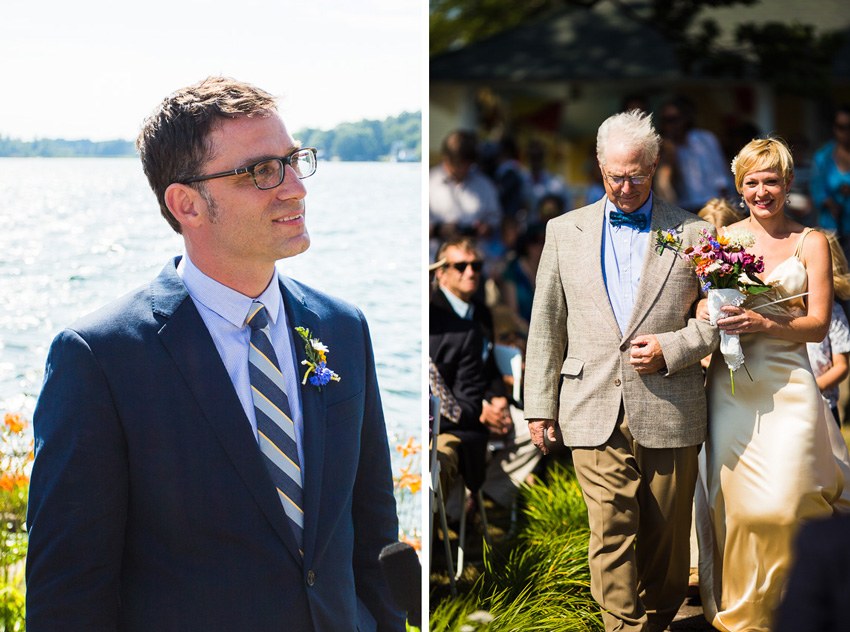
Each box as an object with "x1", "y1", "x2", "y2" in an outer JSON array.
[{"x1": 609, "y1": 210, "x2": 648, "y2": 231}]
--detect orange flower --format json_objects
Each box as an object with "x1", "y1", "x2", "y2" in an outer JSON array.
[
  {"x1": 396, "y1": 472, "x2": 422, "y2": 495},
  {"x1": 14, "y1": 473, "x2": 29, "y2": 488},
  {"x1": 395, "y1": 436, "x2": 421, "y2": 458},
  {"x1": 4, "y1": 413, "x2": 25, "y2": 434},
  {"x1": 0, "y1": 473, "x2": 14, "y2": 491},
  {"x1": 400, "y1": 535, "x2": 422, "y2": 552}
]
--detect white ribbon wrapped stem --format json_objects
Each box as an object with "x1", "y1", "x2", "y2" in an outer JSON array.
[{"x1": 707, "y1": 288, "x2": 746, "y2": 371}]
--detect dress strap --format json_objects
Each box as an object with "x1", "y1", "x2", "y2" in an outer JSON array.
[{"x1": 794, "y1": 227, "x2": 814, "y2": 259}]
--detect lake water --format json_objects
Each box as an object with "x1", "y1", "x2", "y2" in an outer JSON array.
[{"x1": 0, "y1": 157, "x2": 423, "y2": 537}]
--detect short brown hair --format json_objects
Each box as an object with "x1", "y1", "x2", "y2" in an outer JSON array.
[
  {"x1": 434, "y1": 236, "x2": 482, "y2": 265},
  {"x1": 136, "y1": 76, "x2": 278, "y2": 233}
]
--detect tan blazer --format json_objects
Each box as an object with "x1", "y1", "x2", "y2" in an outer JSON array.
[{"x1": 524, "y1": 197, "x2": 718, "y2": 449}]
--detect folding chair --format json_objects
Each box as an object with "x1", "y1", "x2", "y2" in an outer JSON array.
[{"x1": 429, "y1": 394, "x2": 457, "y2": 596}]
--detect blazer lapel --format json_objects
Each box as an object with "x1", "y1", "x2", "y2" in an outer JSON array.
[
  {"x1": 575, "y1": 201, "x2": 622, "y2": 337},
  {"x1": 622, "y1": 200, "x2": 679, "y2": 340},
  {"x1": 153, "y1": 259, "x2": 304, "y2": 564},
  {"x1": 280, "y1": 277, "x2": 326, "y2": 567}
]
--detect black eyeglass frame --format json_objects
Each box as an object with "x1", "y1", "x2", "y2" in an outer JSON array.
[{"x1": 182, "y1": 147, "x2": 318, "y2": 190}]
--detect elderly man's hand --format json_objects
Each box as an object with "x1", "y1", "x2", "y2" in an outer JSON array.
[
  {"x1": 528, "y1": 418, "x2": 557, "y2": 455},
  {"x1": 481, "y1": 396, "x2": 512, "y2": 435},
  {"x1": 629, "y1": 334, "x2": 666, "y2": 374}
]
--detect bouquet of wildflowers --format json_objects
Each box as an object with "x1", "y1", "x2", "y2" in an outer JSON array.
[
  {"x1": 680, "y1": 228, "x2": 771, "y2": 295},
  {"x1": 657, "y1": 227, "x2": 771, "y2": 392}
]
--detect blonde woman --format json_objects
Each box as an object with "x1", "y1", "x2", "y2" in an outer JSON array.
[{"x1": 694, "y1": 138, "x2": 850, "y2": 631}]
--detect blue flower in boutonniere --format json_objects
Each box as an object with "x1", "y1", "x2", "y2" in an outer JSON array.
[
  {"x1": 295, "y1": 326, "x2": 341, "y2": 389},
  {"x1": 654, "y1": 225, "x2": 683, "y2": 256}
]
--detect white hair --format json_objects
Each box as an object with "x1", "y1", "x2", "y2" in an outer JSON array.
[{"x1": 596, "y1": 109, "x2": 661, "y2": 168}]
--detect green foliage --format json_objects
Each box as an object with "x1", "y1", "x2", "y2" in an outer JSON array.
[
  {"x1": 430, "y1": 463, "x2": 603, "y2": 631},
  {"x1": 519, "y1": 462, "x2": 588, "y2": 543},
  {"x1": 0, "y1": 567, "x2": 26, "y2": 632},
  {"x1": 0, "y1": 136, "x2": 135, "y2": 157},
  {"x1": 0, "y1": 414, "x2": 31, "y2": 631},
  {"x1": 296, "y1": 111, "x2": 421, "y2": 162},
  {"x1": 430, "y1": 0, "x2": 845, "y2": 94}
]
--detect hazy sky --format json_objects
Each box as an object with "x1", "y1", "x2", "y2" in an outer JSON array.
[{"x1": 2, "y1": 0, "x2": 423, "y2": 141}]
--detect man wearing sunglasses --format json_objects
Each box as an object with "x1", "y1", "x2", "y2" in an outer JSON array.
[
  {"x1": 524, "y1": 110, "x2": 717, "y2": 632},
  {"x1": 26, "y1": 77, "x2": 403, "y2": 632},
  {"x1": 431, "y1": 237, "x2": 541, "y2": 521}
]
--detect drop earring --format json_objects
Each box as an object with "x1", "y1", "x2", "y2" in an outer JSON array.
[
  {"x1": 785, "y1": 192, "x2": 791, "y2": 205},
  {"x1": 739, "y1": 197, "x2": 745, "y2": 209}
]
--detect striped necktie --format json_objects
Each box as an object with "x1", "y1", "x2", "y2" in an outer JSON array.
[{"x1": 247, "y1": 301, "x2": 304, "y2": 553}]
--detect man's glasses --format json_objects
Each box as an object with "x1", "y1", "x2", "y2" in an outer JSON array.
[
  {"x1": 602, "y1": 171, "x2": 652, "y2": 187},
  {"x1": 182, "y1": 147, "x2": 317, "y2": 190},
  {"x1": 447, "y1": 261, "x2": 483, "y2": 273}
]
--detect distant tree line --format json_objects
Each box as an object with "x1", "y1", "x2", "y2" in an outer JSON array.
[
  {"x1": 0, "y1": 111, "x2": 422, "y2": 162},
  {"x1": 0, "y1": 137, "x2": 135, "y2": 157},
  {"x1": 296, "y1": 111, "x2": 421, "y2": 162}
]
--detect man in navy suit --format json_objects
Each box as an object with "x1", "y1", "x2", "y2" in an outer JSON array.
[{"x1": 26, "y1": 77, "x2": 404, "y2": 632}]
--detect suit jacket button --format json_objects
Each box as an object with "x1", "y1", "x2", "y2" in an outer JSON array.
[
  {"x1": 614, "y1": 378, "x2": 621, "y2": 387},
  {"x1": 306, "y1": 570, "x2": 315, "y2": 587}
]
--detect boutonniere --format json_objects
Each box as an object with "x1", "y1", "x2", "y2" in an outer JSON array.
[
  {"x1": 654, "y1": 225, "x2": 683, "y2": 256},
  {"x1": 295, "y1": 326, "x2": 341, "y2": 390}
]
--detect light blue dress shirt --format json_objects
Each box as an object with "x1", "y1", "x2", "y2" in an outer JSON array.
[
  {"x1": 177, "y1": 254, "x2": 305, "y2": 481},
  {"x1": 602, "y1": 194, "x2": 653, "y2": 335}
]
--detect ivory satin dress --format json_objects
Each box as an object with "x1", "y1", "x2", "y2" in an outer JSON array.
[{"x1": 695, "y1": 228, "x2": 850, "y2": 631}]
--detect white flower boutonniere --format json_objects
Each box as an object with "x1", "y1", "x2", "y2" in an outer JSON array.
[{"x1": 295, "y1": 326, "x2": 341, "y2": 390}]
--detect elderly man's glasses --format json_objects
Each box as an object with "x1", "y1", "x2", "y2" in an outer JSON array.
[
  {"x1": 183, "y1": 147, "x2": 317, "y2": 190},
  {"x1": 447, "y1": 261, "x2": 483, "y2": 273},
  {"x1": 602, "y1": 171, "x2": 651, "y2": 187}
]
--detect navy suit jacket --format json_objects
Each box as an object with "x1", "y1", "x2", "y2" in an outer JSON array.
[{"x1": 26, "y1": 258, "x2": 404, "y2": 632}]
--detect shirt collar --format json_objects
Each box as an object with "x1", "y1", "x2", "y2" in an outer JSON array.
[
  {"x1": 440, "y1": 286, "x2": 473, "y2": 319},
  {"x1": 177, "y1": 252, "x2": 283, "y2": 328},
  {"x1": 604, "y1": 192, "x2": 653, "y2": 227}
]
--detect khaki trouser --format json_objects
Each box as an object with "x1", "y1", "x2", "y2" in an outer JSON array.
[
  {"x1": 572, "y1": 410, "x2": 698, "y2": 632},
  {"x1": 435, "y1": 432, "x2": 461, "y2": 498}
]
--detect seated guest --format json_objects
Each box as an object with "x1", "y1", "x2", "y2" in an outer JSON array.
[
  {"x1": 429, "y1": 256, "x2": 488, "y2": 501},
  {"x1": 430, "y1": 130, "x2": 502, "y2": 244},
  {"x1": 433, "y1": 237, "x2": 541, "y2": 517}
]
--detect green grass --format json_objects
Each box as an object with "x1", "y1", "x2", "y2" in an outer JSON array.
[{"x1": 429, "y1": 460, "x2": 603, "y2": 631}]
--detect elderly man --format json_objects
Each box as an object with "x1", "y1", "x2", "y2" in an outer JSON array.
[
  {"x1": 26, "y1": 77, "x2": 403, "y2": 632},
  {"x1": 524, "y1": 110, "x2": 717, "y2": 632}
]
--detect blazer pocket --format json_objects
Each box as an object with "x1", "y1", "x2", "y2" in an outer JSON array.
[
  {"x1": 561, "y1": 357, "x2": 584, "y2": 377},
  {"x1": 326, "y1": 389, "x2": 365, "y2": 427}
]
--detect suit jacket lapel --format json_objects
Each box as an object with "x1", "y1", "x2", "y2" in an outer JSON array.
[
  {"x1": 280, "y1": 277, "x2": 326, "y2": 567},
  {"x1": 152, "y1": 259, "x2": 304, "y2": 564},
  {"x1": 575, "y1": 201, "x2": 622, "y2": 337},
  {"x1": 622, "y1": 200, "x2": 679, "y2": 340}
]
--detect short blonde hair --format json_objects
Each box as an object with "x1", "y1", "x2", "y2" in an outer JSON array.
[
  {"x1": 820, "y1": 230, "x2": 850, "y2": 301},
  {"x1": 698, "y1": 198, "x2": 744, "y2": 228},
  {"x1": 731, "y1": 137, "x2": 794, "y2": 193}
]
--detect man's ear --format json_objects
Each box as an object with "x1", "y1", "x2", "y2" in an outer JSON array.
[{"x1": 164, "y1": 183, "x2": 204, "y2": 229}]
